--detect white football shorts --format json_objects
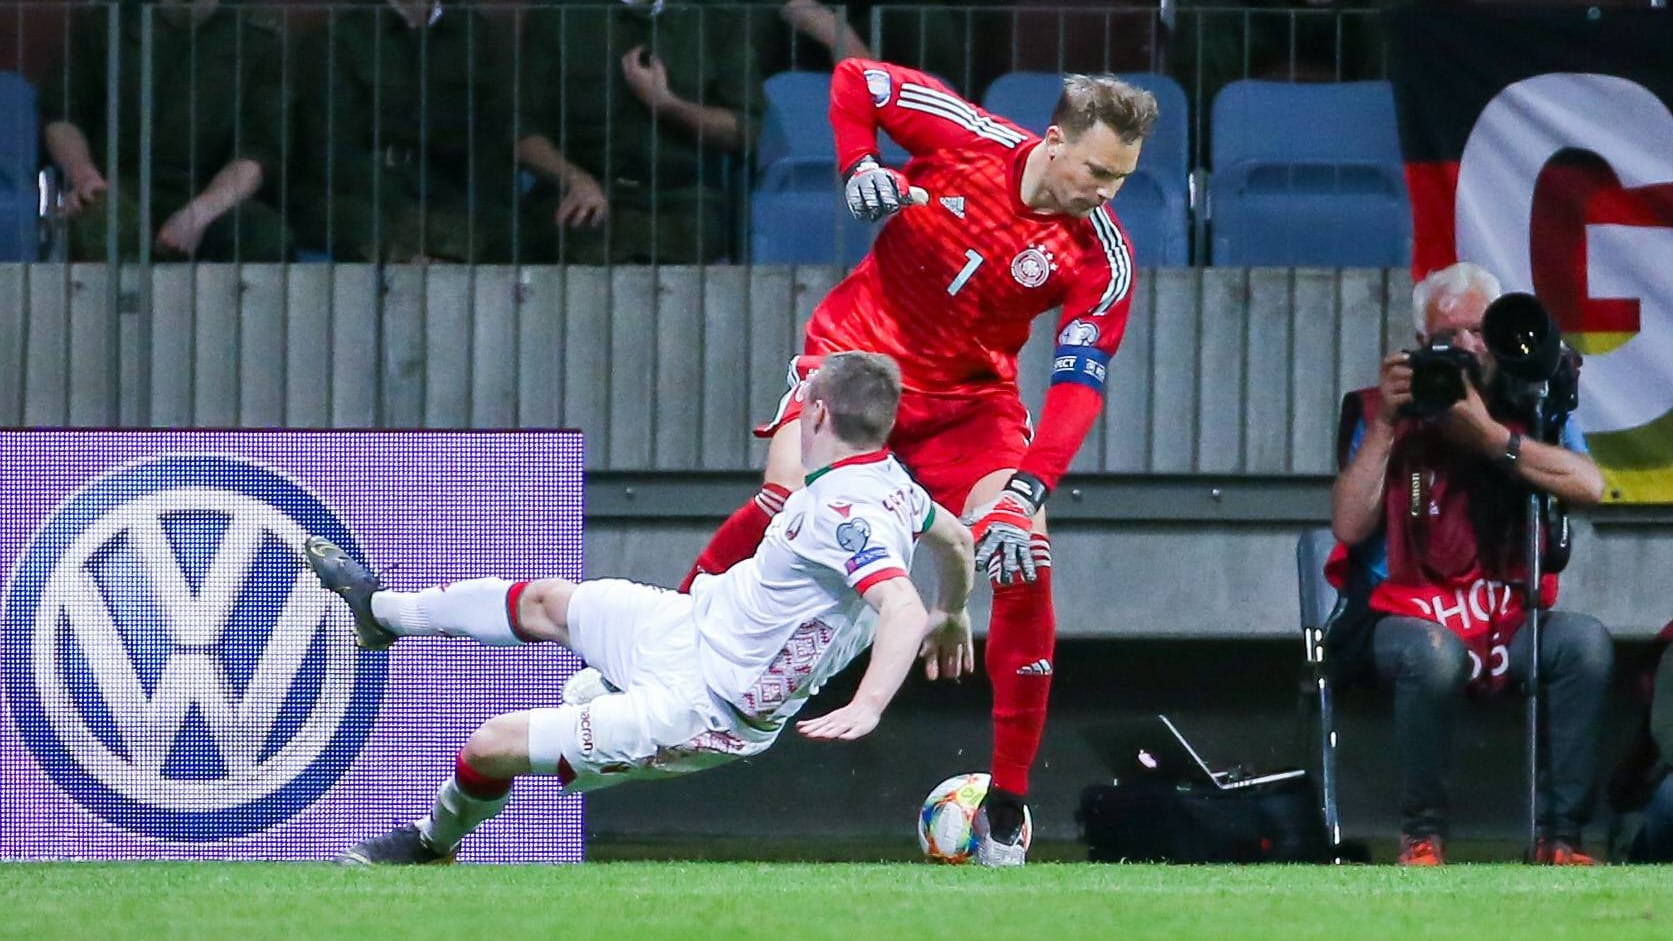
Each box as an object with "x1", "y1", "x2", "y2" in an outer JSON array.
[{"x1": 527, "y1": 578, "x2": 775, "y2": 792}]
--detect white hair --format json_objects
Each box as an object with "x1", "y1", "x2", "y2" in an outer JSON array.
[{"x1": 1411, "y1": 262, "x2": 1502, "y2": 336}]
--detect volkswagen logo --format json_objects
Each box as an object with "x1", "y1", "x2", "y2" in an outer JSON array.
[{"x1": 2, "y1": 454, "x2": 386, "y2": 841}]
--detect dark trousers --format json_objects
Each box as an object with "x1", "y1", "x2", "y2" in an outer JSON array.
[
  {"x1": 1371, "y1": 611, "x2": 1613, "y2": 841},
  {"x1": 518, "y1": 185, "x2": 731, "y2": 265},
  {"x1": 69, "y1": 178, "x2": 292, "y2": 262},
  {"x1": 1631, "y1": 776, "x2": 1673, "y2": 862}
]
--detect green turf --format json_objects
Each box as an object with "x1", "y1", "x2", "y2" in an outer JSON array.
[{"x1": 2, "y1": 862, "x2": 1667, "y2": 941}]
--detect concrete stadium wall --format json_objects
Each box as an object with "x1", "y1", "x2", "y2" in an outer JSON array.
[{"x1": 586, "y1": 514, "x2": 1673, "y2": 639}]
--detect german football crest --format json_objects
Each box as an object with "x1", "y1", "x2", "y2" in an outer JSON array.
[
  {"x1": 1010, "y1": 245, "x2": 1056, "y2": 288},
  {"x1": 1, "y1": 454, "x2": 385, "y2": 841}
]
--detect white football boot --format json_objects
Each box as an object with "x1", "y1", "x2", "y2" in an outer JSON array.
[{"x1": 973, "y1": 796, "x2": 1031, "y2": 867}]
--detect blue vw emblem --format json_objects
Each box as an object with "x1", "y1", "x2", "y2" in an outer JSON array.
[{"x1": 1, "y1": 454, "x2": 386, "y2": 841}]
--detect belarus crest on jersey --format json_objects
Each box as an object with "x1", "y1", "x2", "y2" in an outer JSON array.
[{"x1": 1010, "y1": 245, "x2": 1056, "y2": 288}]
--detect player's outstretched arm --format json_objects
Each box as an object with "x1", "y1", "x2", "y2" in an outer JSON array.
[
  {"x1": 796, "y1": 577, "x2": 929, "y2": 741},
  {"x1": 918, "y1": 502, "x2": 975, "y2": 680},
  {"x1": 829, "y1": 57, "x2": 1028, "y2": 171}
]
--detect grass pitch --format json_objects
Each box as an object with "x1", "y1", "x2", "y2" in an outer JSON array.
[{"x1": 2, "y1": 861, "x2": 1666, "y2": 941}]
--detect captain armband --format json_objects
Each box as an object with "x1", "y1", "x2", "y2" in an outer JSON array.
[{"x1": 1049, "y1": 345, "x2": 1112, "y2": 392}]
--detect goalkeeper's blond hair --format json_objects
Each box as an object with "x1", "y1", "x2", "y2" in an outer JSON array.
[
  {"x1": 1052, "y1": 74, "x2": 1158, "y2": 145},
  {"x1": 807, "y1": 352, "x2": 902, "y2": 448}
]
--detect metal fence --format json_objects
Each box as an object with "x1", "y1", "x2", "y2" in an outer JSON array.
[
  {"x1": 0, "y1": 2, "x2": 1416, "y2": 471},
  {"x1": 0, "y1": 1, "x2": 1400, "y2": 267}
]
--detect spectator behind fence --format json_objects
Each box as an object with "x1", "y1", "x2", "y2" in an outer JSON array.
[
  {"x1": 513, "y1": 0, "x2": 764, "y2": 264},
  {"x1": 1607, "y1": 621, "x2": 1673, "y2": 862},
  {"x1": 755, "y1": 0, "x2": 872, "y2": 75},
  {"x1": 291, "y1": 0, "x2": 518, "y2": 262},
  {"x1": 1166, "y1": 0, "x2": 1384, "y2": 143},
  {"x1": 40, "y1": 0, "x2": 292, "y2": 261},
  {"x1": 1328, "y1": 262, "x2": 1612, "y2": 866}
]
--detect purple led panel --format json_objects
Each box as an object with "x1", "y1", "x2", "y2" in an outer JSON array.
[{"x1": 0, "y1": 431, "x2": 585, "y2": 862}]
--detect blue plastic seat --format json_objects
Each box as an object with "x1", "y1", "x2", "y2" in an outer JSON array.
[
  {"x1": 749, "y1": 71, "x2": 916, "y2": 266},
  {"x1": 982, "y1": 71, "x2": 1189, "y2": 266},
  {"x1": 751, "y1": 72, "x2": 872, "y2": 265},
  {"x1": 0, "y1": 72, "x2": 40, "y2": 262},
  {"x1": 1209, "y1": 80, "x2": 1410, "y2": 267}
]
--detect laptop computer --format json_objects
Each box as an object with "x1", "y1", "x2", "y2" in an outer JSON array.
[{"x1": 1104, "y1": 714, "x2": 1307, "y2": 791}]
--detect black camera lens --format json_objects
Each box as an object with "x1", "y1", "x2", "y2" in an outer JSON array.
[{"x1": 1483, "y1": 292, "x2": 1562, "y2": 381}]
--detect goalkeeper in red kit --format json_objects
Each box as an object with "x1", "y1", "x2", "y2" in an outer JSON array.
[{"x1": 683, "y1": 58, "x2": 1157, "y2": 865}]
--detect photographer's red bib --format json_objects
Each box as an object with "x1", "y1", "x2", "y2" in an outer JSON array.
[{"x1": 1340, "y1": 388, "x2": 1558, "y2": 694}]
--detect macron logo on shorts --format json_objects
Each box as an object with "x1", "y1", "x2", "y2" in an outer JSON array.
[{"x1": 1016, "y1": 659, "x2": 1053, "y2": 677}]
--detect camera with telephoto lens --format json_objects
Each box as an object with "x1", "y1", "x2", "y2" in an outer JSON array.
[
  {"x1": 1479, "y1": 292, "x2": 1580, "y2": 573},
  {"x1": 1481, "y1": 292, "x2": 1581, "y2": 422},
  {"x1": 1403, "y1": 341, "x2": 1481, "y2": 417}
]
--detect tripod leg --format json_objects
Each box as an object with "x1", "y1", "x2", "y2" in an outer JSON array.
[
  {"x1": 1306, "y1": 621, "x2": 1345, "y2": 862},
  {"x1": 1319, "y1": 667, "x2": 1343, "y2": 858},
  {"x1": 1526, "y1": 609, "x2": 1542, "y2": 858}
]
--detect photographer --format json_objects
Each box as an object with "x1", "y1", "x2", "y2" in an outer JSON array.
[{"x1": 1330, "y1": 262, "x2": 1612, "y2": 866}]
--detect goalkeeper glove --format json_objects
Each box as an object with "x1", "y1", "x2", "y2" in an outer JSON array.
[
  {"x1": 966, "y1": 472, "x2": 1049, "y2": 585},
  {"x1": 844, "y1": 156, "x2": 913, "y2": 222}
]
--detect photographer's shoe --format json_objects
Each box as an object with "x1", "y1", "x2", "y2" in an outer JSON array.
[
  {"x1": 304, "y1": 536, "x2": 397, "y2": 651},
  {"x1": 1531, "y1": 837, "x2": 1597, "y2": 866},
  {"x1": 1397, "y1": 833, "x2": 1445, "y2": 866}
]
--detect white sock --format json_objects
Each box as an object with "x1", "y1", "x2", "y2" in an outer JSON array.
[
  {"x1": 416, "y1": 774, "x2": 511, "y2": 852},
  {"x1": 370, "y1": 578, "x2": 525, "y2": 646}
]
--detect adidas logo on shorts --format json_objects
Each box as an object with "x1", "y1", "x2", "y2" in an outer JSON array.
[{"x1": 1015, "y1": 659, "x2": 1053, "y2": 676}]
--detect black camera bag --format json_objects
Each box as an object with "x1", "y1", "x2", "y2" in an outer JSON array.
[{"x1": 1077, "y1": 775, "x2": 1331, "y2": 863}]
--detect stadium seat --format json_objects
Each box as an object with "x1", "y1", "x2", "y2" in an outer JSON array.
[
  {"x1": 751, "y1": 72, "x2": 872, "y2": 265},
  {"x1": 1297, "y1": 527, "x2": 1340, "y2": 637},
  {"x1": 0, "y1": 72, "x2": 40, "y2": 262},
  {"x1": 982, "y1": 71, "x2": 1190, "y2": 265},
  {"x1": 747, "y1": 70, "x2": 918, "y2": 266},
  {"x1": 1208, "y1": 80, "x2": 1410, "y2": 267}
]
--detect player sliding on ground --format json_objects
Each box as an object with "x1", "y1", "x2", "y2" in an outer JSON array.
[
  {"x1": 681, "y1": 58, "x2": 1158, "y2": 865},
  {"x1": 307, "y1": 352, "x2": 976, "y2": 865}
]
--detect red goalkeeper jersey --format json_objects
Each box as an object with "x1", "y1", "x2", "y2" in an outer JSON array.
[{"x1": 808, "y1": 58, "x2": 1138, "y2": 489}]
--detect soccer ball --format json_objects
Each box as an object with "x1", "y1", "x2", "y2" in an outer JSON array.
[{"x1": 916, "y1": 772, "x2": 1032, "y2": 864}]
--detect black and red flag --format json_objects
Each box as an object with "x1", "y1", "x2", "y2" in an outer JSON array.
[{"x1": 1390, "y1": 6, "x2": 1673, "y2": 502}]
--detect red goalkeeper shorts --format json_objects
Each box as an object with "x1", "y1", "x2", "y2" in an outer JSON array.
[{"x1": 754, "y1": 355, "x2": 1031, "y2": 514}]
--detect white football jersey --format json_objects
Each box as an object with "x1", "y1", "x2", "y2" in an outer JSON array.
[{"x1": 692, "y1": 450, "x2": 934, "y2": 726}]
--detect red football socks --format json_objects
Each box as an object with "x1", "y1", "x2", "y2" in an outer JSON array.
[
  {"x1": 454, "y1": 750, "x2": 513, "y2": 800},
  {"x1": 985, "y1": 535, "x2": 1055, "y2": 796},
  {"x1": 678, "y1": 483, "x2": 792, "y2": 592}
]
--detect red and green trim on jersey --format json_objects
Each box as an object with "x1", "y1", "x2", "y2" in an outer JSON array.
[{"x1": 803, "y1": 448, "x2": 892, "y2": 486}]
